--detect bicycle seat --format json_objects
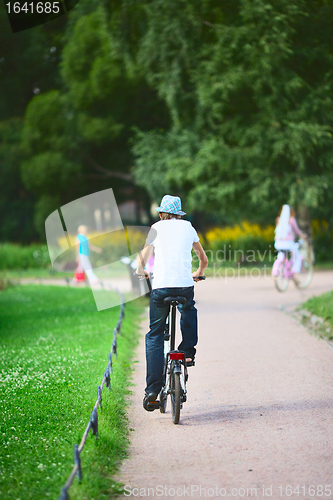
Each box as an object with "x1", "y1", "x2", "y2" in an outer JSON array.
[{"x1": 163, "y1": 296, "x2": 187, "y2": 306}]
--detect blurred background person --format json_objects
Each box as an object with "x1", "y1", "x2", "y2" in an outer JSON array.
[
  {"x1": 74, "y1": 225, "x2": 102, "y2": 285},
  {"x1": 274, "y1": 204, "x2": 307, "y2": 275}
]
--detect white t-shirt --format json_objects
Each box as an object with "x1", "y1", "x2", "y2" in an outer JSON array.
[{"x1": 146, "y1": 219, "x2": 200, "y2": 290}]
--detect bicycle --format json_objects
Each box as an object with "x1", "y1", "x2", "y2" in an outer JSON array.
[
  {"x1": 272, "y1": 239, "x2": 313, "y2": 292},
  {"x1": 155, "y1": 276, "x2": 206, "y2": 424},
  {"x1": 135, "y1": 271, "x2": 205, "y2": 423}
]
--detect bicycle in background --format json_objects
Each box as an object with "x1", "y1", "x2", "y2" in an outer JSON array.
[{"x1": 272, "y1": 239, "x2": 313, "y2": 292}]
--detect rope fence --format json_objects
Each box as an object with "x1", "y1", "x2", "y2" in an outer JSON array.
[{"x1": 58, "y1": 289, "x2": 125, "y2": 500}]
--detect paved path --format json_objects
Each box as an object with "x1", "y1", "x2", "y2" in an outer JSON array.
[{"x1": 117, "y1": 271, "x2": 333, "y2": 500}]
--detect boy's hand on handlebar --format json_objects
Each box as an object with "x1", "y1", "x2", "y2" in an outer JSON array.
[
  {"x1": 192, "y1": 271, "x2": 206, "y2": 282},
  {"x1": 135, "y1": 269, "x2": 150, "y2": 278}
]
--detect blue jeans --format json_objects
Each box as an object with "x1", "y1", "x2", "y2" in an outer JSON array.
[{"x1": 145, "y1": 286, "x2": 197, "y2": 394}]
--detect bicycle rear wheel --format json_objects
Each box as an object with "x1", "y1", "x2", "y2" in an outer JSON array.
[
  {"x1": 274, "y1": 261, "x2": 289, "y2": 292},
  {"x1": 171, "y1": 371, "x2": 181, "y2": 424},
  {"x1": 294, "y1": 257, "x2": 313, "y2": 289}
]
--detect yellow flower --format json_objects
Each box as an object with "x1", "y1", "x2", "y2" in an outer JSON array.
[{"x1": 205, "y1": 221, "x2": 275, "y2": 245}]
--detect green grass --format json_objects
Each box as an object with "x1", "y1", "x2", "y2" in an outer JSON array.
[
  {"x1": 3, "y1": 269, "x2": 70, "y2": 280},
  {"x1": 302, "y1": 290, "x2": 333, "y2": 332},
  {"x1": 5, "y1": 261, "x2": 131, "y2": 281},
  {"x1": 0, "y1": 285, "x2": 146, "y2": 500}
]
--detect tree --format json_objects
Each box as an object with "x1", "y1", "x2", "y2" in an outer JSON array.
[
  {"x1": 20, "y1": 90, "x2": 81, "y2": 235},
  {"x1": 0, "y1": 4, "x2": 66, "y2": 241},
  {"x1": 19, "y1": 0, "x2": 170, "y2": 235},
  {"x1": 130, "y1": 0, "x2": 333, "y2": 226},
  {"x1": 0, "y1": 119, "x2": 37, "y2": 242}
]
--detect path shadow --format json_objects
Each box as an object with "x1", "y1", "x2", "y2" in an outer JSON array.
[{"x1": 180, "y1": 398, "x2": 333, "y2": 426}]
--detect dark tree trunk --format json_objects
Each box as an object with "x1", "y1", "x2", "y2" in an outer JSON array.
[
  {"x1": 296, "y1": 205, "x2": 315, "y2": 262},
  {"x1": 296, "y1": 205, "x2": 312, "y2": 239}
]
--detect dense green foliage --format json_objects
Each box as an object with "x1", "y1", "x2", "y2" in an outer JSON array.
[
  {"x1": 0, "y1": 243, "x2": 50, "y2": 269},
  {"x1": 0, "y1": 285, "x2": 144, "y2": 499},
  {"x1": 0, "y1": 6, "x2": 66, "y2": 241},
  {"x1": 19, "y1": 1, "x2": 169, "y2": 236},
  {"x1": 129, "y1": 0, "x2": 333, "y2": 225},
  {"x1": 0, "y1": 119, "x2": 35, "y2": 242},
  {"x1": 1, "y1": 0, "x2": 333, "y2": 240},
  {"x1": 0, "y1": 0, "x2": 169, "y2": 239}
]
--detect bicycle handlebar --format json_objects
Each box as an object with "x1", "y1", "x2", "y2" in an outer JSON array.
[
  {"x1": 134, "y1": 272, "x2": 206, "y2": 281},
  {"x1": 134, "y1": 272, "x2": 152, "y2": 279},
  {"x1": 193, "y1": 275, "x2": 206, "y2": 282}
]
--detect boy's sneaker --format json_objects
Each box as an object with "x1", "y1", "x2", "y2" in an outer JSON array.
[
  {"x1": 186, "y1": 356, "x2": 195, "y2": 367},
  {"x1": 143, "y1": 392, "x2": 158, "y2": 412}
]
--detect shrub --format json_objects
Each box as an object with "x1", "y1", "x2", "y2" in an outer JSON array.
[
  {"x1": 205, "y1": 220, "x2": 333, "y2": 264},
  {"x1": 311, "y1": 220, "x2": 333, "y2": 262},
  {"x1": 205, "y1": 222, "x2": 275, "y2": 263},
  {"x1": 0, "y1": 244, "x2": 51, "y2": 270}
]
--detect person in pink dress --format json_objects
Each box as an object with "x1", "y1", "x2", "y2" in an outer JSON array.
[{"x1": 274, "y1": 205, "x2": 307, "y2": 274}]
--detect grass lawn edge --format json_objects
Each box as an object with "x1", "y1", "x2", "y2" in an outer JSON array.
[
  {"x1": 296, "y1": 290, "x2": 333, "y2": 343},
  {"x1": 0, "y1": 285, "x2": 148, "y2": 500}
]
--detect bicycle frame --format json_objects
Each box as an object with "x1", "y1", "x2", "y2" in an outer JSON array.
[
  {"x1": 164, "y1": 303, "x2": 188, "y2": 390},
  {"x1": 160, "y1": 301, "x2": 188, "y2": 423},
  {"x1": 275, "y1": 251, "x2": 304, "y2": 279},
  {"x1": 272, "y1": 240, "x2": 313, "y2": 292},
  {"x1": 162, "y1": 351, "x2": 187, "y2": 399}
]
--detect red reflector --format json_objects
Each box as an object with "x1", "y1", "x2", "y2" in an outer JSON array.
[{"x1": 170, "y1": 352, "x2": 184, "y2": 360}]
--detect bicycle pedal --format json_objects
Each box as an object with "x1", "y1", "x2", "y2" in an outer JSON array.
[
  {"x1": 147, "y1": 400, "x2": 160, "y2": 410},
  {"x1": 181, "y1": 394, "x2": 187, "y2": 403}
]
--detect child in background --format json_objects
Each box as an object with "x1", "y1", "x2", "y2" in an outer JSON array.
[{"x1": 74, "y1": 225, "x2": 102, "y2": 285}]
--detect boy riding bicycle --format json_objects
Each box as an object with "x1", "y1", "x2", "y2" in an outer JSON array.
[{"x1": 136, "y1": 195, "x2": 208, "y2": 412}]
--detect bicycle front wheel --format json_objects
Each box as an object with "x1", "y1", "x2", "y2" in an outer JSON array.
[
  {"x1": 274, "y1": 261, "x2": 289, "y2": 292},
  {"x1": 294, "y1": 257, "x2": 313, "y2": 289},
  {"x1": 171, "y1": 371, "x2": 181, "y2": 424}
]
